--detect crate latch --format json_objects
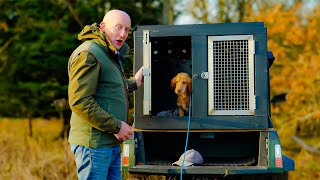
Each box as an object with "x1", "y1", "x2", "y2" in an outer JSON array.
[{"x1": 201, "y1": 71, "x2": 209, "y2": 79}]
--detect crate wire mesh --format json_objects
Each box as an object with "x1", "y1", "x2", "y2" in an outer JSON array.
[{"x1": 208, "y1": 35, "x2": 255, "y2": 115}]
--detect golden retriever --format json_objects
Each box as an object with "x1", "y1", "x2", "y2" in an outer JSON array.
[{"x1": 171, "y1": 72, "x2": 192, "y2": 116}]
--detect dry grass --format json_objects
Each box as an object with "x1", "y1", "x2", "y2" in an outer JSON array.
[
  {"x1": 1, "y1": 118, "x2": 319, "y2": 180},
  {"x1": 274, "y1": 115, "x2": 320, "y2": 180},
  {"x1": 0, "y1": 118, "x2": 77, "y2": 180}
]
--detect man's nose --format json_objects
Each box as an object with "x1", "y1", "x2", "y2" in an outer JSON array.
[{"x1": 120, "y1": 29, "x2": 127, "y2": 38}]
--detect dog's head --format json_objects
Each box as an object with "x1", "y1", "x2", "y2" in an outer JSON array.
[{"x1": 171, "y1": 72, "x2": 192, "y2": 95}]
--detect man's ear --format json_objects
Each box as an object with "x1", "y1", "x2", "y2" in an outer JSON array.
[{"x1": 100, "y1": 22, "x2": 105, "y2": 32}]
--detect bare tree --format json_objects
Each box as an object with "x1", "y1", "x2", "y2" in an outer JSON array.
[
  {"x1": 163, "y1": 0, "x2": 175, "y2": 24},
  {"x1": 185, "y1": 0, "x2": 255, "y2": 23},
  {"x1": 52, "y1": 98, "x2": 71, "y2": 139}
]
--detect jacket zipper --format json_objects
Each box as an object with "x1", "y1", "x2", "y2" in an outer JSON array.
[{"x1": 109, "y1": 57, "x2": 130, "y2": 123}]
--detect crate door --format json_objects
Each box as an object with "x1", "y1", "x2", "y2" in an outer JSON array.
[
  {"x1": 142, "y1": 30, "x2": 151, "y2": 115},
  {"x1": 208, "y1": 35, "x2": 255, "y2": 115}
]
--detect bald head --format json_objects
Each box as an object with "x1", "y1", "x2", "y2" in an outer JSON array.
[
  {"x1": 102, "y1": 10, "x2": 131, "y2": 24},
  {"x1": 100, "y1": 10, "x2": 131, "y2": 50}
]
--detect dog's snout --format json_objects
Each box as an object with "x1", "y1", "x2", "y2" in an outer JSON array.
[
  {"x1": 175, "y1": 84, "x2": 185, "y2": 94},
  {"x1": 175, "y1": 88, "x2": 182, "y2": 94}
]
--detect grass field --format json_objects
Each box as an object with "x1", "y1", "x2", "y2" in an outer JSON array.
[
  {"x1": 0, "y1": 118, "x2": 77, "y2": 180},
  {"x1": 0, "y1": 118, "x2": 319, "y2": 180},
  {"x1": 0, "y1": 118, "x2": 171, "y2": 180}
]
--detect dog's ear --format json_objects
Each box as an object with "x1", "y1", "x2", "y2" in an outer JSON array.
[
  {"x1": 187, "y1": 79, "x2": 192, "y2": 94},
  {"x1": 171, "y1": 76, "x2": 176, "y2": 89}
]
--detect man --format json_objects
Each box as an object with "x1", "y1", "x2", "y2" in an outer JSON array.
[{"x1": 68, "y1": 10, "x2": 143, "y2": 180}]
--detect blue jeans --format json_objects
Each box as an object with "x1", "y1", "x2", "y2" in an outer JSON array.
[{"x1": 70, "y1": 145, "x2": 121, "y2": 180}]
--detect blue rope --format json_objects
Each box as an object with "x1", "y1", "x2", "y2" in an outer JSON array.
[{"x1": 180, "y1": 95, "x2": 192, "y2": 180}]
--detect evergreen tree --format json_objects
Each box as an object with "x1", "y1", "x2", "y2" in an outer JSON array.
[{"x1": 0, "y1": 0, "x2": 164, "y2": 117}]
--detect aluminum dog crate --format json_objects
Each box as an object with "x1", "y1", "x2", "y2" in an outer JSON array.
[{"x1": 133, "y1": 22, "x2": 270, "y2": 130}]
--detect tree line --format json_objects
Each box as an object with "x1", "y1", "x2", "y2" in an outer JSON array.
[
  {"x1": 0, "y1": 0, "x2": 259, "y2": 118},
  {"x1": 1, "y1": 1, "x2": 319, "y2": 134},
  {"x1": 0, "y1": 0, "x2": 167, "y2": 118}
]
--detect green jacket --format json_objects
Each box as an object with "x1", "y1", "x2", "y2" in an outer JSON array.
[{"x1": 68, "y1": 23, "x2": 137, "y2": 148}]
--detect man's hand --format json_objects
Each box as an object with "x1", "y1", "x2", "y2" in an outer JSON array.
[
  {"x1": 114, "y1": 121, "x2": 133, "y2": 142},
  {"x1": 135, "y1": 67, "x2": 144, "y2": 88}
]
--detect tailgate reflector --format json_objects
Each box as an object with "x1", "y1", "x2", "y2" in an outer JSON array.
[
  {"x1": 275, "y1": 144, "x2": 283, "y2": 168},
  {"x1": 123, "y1": 144, "x2": 130, "y2": 166}
]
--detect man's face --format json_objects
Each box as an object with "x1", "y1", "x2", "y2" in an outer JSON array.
[{"x1": 104, "y1": 14, "x2": 131, "y2": 50}]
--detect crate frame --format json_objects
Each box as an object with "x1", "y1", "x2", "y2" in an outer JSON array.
[{"x1": 133, "y1": 22, "x2": 270, "y2": 130}]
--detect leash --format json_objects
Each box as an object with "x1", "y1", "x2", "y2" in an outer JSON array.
[{"x1": 180, "y1": 95, "x2": 192, "y2": 180}]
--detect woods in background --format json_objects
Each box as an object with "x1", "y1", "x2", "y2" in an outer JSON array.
[{"x1": 0, "y1": 0, "x2": 319, "y2": 179}]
